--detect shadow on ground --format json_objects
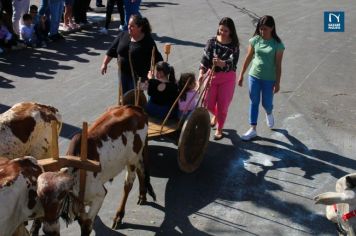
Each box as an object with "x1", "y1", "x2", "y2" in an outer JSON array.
[
  {"x1": 0, "y1": 28, "x2": 114, "y2": 80},
  {"x1": 99, "y1": 127, "x2": 351, "y2": 235},
  {"x1": 0, "y1": 75, "x2": 15, "y2": 89},
  {"x1": 152, "y1": 33, "x2": 205, "y2": 48},
  {"x1": 141, "y1": 1, "x2": 179, "y2": 9}
]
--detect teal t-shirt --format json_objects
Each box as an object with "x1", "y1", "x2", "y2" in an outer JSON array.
[{"x1": 248, "y1": 35, "x2": 285, "y2": 81}]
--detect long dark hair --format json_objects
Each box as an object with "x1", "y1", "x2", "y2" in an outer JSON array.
[
  {"x1": 155, "y1": 61, "x2": 176, "y2": 83},
  {"x1": 178, "y1": 73, "x2": 196, "y2": 101},
  {"x1": 130, "y1": 14, "x2": 152, "y2": 35},
  {"x1": 216, "y1": 17, "x2": 239, "y2": 47},
  {"x1": 253, "y1": 15, "x2": 281, "y2": 43}
]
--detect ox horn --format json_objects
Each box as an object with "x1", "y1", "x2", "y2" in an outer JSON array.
[
  {"x1": 314, "y1": 192, "x2": 343, "y2": 205},
  {"x1": 314, "y1": 191, "x2": 355, "y2": 205}
]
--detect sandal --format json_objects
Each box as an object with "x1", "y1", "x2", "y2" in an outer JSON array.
[
  {"x1": 210, "y1": 116, "x2": 217, "y2": 128},
  {"x1": 213, "y1": 132, "x2": 223, "y2": 140}
]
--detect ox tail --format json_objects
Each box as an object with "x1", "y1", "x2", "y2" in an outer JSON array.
[{"x1": 143, "y1": 139, "x2": 156, "y2": 201}]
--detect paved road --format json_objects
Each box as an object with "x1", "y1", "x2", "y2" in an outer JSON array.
[{"x1": 1, "y1": 0, "x2": 356, "y2": 235}]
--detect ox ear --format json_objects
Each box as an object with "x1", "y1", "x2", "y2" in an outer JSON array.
[
  {"x1": 314, "y1": 191, "x2": 355, "y2": 205},
  {"x1": 346, "y1": 175, "x2": 356, "y2": 189}
]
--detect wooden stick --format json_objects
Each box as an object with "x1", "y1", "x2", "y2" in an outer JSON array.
[
  {"x1": 80, "y1": 122, "x2": 88, "y2": 161},
  {"x1": 117, "y1": 60, "x2": 123, "y2": 105},
  {"x1": 79, "y1": 122, "x2": 88, "y2": 212},
  {"x1": 135, "y1": 77, "x2": 141, "y2": 106},
  {"x1": 151, "y1": 46, "x2": 156, "y2": 73},
  {"x1": 197, "y1": 66, "x2": 215, "y2": 107},
  {"x1": 160, "y1": 77, "x2": 191, "y2": 134},
  {"x1": 128, "y1": 51, "x2": 137, "y2": 105},
  {"x1": 51, "y1": 120, "x2": 59, "y2": 160}
]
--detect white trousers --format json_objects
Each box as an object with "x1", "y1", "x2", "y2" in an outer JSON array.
[{"x1": 12, "y1": 0, "x2": 30, "y2": 35}]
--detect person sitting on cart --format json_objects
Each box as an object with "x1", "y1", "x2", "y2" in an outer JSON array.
[
  {"x1": 177, "y1": 72, "x2": 198, "y2": 118},
  {"x1": 145, "y1": 61, "x2": 179, "y2": 119}
]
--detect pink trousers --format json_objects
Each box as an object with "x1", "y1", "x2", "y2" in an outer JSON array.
[{"x1": 205, "y1": 71, "x2": 236, "y2": 130}]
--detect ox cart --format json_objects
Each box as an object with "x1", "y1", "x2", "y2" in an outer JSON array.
[
  {"x1": 123, "y1": 90, "x2": 210, "y2": 173},
  {"x1": 121, "y1": 56, "x2": 213, "y2": 173}
]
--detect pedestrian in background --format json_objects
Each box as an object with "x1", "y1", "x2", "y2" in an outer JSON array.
[
  {"x1": 38, "y1": 0, "x2": 64, "y2": 41},
  {"x1": 12, "y1": 0, "x2": 30, "y2": 35},
  {"x1": 20, "y1": 13, "x2": 36, "y2": 47},
  {"x1": 63, "y1": 0, "x2": 78, "y2": 31},
  {"x1": 122, "y1": 0, "x2": 140, "y2": 31},
  {"x1": 30, "y1": 5, "x2": 49, "y2": 47},
  {"x1": 1, "y1": 0, "x2": 14, "y2": 37},
  {"x1": 73, "y1": 0, "x2": 90, "y2": 25},
  {"x1": 99, "y1": 0, "x2": 125, "y2": 34},
  {"x1": 199, "y1": 17, "x2": 240, "y2": 140},
  {"x1": 238, "y1": 15, "x2": 285, "y2": 141}
]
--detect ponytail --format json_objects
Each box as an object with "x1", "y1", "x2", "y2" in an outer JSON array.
[{"x1": 130, "y1": 14, "x2": 152, "y2": 35}]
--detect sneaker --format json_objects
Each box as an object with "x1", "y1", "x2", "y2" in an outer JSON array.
[
  {"x1": 98, "y1": 27, "x2": 108, "y2": 35},
  {"x1": 266, "y1": 113, "x2": 274, "y2": 128},
  {"x1": 241, "y1": 128, "x2": 257, "y2": 141}
]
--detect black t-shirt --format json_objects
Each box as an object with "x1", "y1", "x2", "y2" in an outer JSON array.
[
  {"x1": 147, "y1": 79, "x2": 178, "y2": 106},
  {"x1": 106, "y1": 31, "x2": 163, "y2": 80}
]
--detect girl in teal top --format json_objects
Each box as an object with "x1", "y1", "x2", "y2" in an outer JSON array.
[{"x1": 238, "y1": 15, "x2": 285, "y2": 141}]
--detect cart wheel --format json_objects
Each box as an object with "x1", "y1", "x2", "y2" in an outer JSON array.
[
  {"x1": 123, "y1": 89, "x2": 147, "y2": 108},
  {"x1": 178, "y1": 107, "x2": 210, "y2": 173}
]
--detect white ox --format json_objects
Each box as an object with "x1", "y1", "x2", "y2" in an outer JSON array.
[
  {"x1": 34, "y1": 105, "x2": 156, "y2": 235},
  {"x1": 0, "y1": 156, "x2": 73, "y2": 236},
  {"x1": 314, "y1": 174, "x2": 356, "y2": 236},
  {"x1": 0, "y1": 102, "x2": 62, "y2": 160}
]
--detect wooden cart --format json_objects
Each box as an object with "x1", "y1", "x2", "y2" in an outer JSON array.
[{"x1": 123, "y1": 89, "x2": 211, "y2": 173}]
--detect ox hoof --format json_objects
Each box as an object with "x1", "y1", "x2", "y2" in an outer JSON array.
[
  {"x1": 137, "y1": 197, "x2": 147, "y2": 205},
  {"x1": 111, "y1": 219, "x2": 123, "y2": 230}
]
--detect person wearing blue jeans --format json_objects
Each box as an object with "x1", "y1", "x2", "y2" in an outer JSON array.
[
  {"x1": 248, "y1": 75, "x2": 275, "y2": 125},
  {"x1": 238, "y1": 15, "x2": 285, "y2": 141},
  {"x1": 123, "y1": 0, "x2": 141, "y2": 31},
  {"x1": 39, "y1": 0, "x2": 64, "y2": 41},
  {"x1": 48, "y1": 0, "x2": 64, "y2": 40},
  {"x1": 95, "y1": 0, "x2": 105, "y2": 7},
  {"x1": 98, "y1": 0, "x2": 124, "y2": 34}
]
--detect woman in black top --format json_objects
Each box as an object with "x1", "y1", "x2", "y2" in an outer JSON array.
[
  {"x1": 101, "y1": 14, "x2": 163, "y2": 94},
  {"x1": 146, "y1": 61, "x2": 178, "y2": 119}
]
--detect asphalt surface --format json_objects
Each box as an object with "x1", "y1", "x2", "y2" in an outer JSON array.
[{"x1": 1, "y1": 0, "x2": 356, "y2": 235}]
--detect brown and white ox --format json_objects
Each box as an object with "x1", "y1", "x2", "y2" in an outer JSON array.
[
  {"x1": 314, "y1": 174, "x2": 356, "y2": 236},
  {"x1": 36, "y1": 105, "x2": 156, "y2": 235},
  {"x1": 0, "y1": 102, "x2": 62, "y2": 160},
  {"x1": 0, "y1": 156, "x2": 73, "y2": 236}
]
